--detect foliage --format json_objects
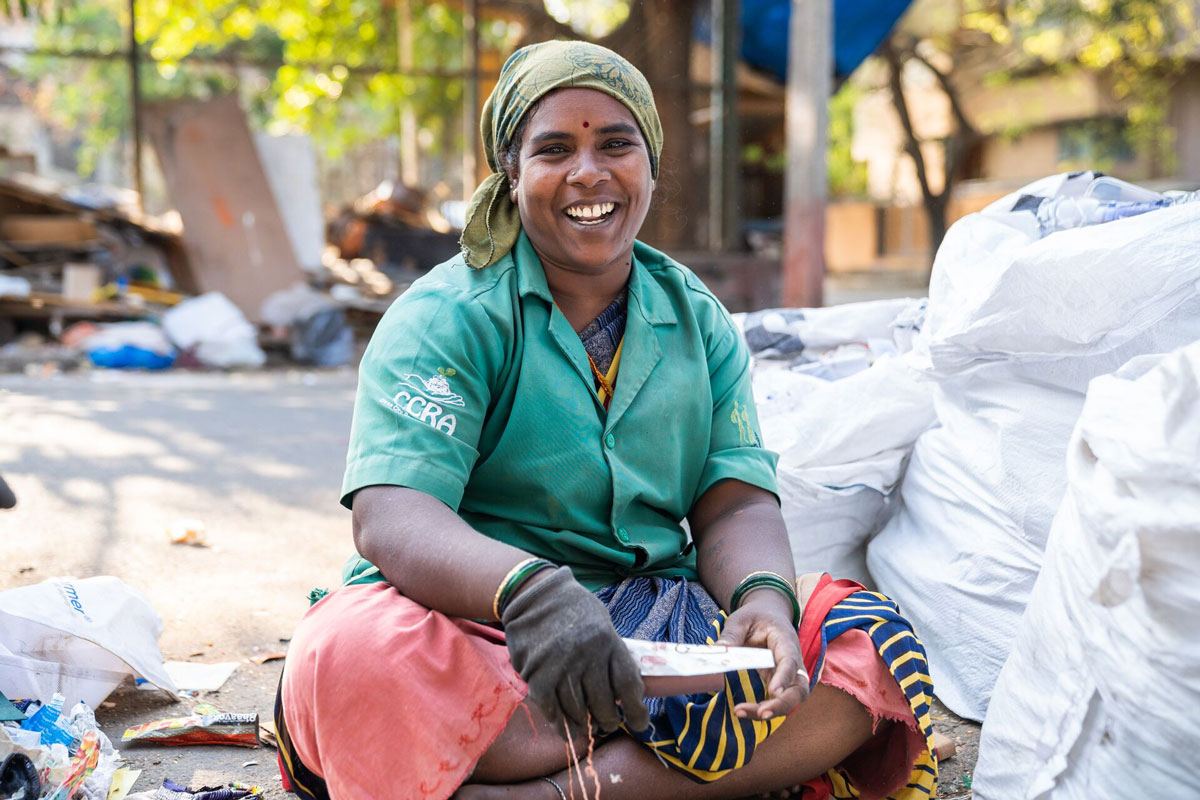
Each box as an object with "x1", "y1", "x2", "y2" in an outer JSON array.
[
  {"x1": 543, "y1": 0, "x2": 630, "y2": 38},
  {"x1": 961, "y1": 0, "x2": 1199, "y2": 172},
  {"x1": 17, "y1": 0, "x2": 524, "y2": 179},
  {"x1": 827, "y1": 82, "x2": 868, "y2": 197}
]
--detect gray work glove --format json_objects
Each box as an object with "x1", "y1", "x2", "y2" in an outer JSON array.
[{"x1": 502, "y1": 566, "x2": 650, "y2": 736}]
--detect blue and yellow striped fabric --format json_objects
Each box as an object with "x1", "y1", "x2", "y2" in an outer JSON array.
[{"x1": 597, "y1": 578, "x2": 937, "y2": 797}]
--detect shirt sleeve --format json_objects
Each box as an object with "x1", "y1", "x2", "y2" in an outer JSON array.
[
  {"x1": 341, "y1": 282, "x2": 503, "y2": 510},
  {"x1": 693, "y1": 308, "x2": 779, "y2": 505}
]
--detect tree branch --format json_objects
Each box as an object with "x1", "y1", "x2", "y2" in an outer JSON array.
[{"x1": 883, "y1": 40, "x2": 936, "y2": 208}]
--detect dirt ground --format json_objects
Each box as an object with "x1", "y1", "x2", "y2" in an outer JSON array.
[{"x1": 1, "y1": 368, "x2": 979, "y2": 797}]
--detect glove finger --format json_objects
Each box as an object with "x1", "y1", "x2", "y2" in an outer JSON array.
[
  {"x1": 609, "y1": 648, "x2": 649, "y2": 732},
  {"x1": 525, "y1": 671, "x2": 566, "y2": 734},
  {"x1": 580, "y1": 663, "x2": 622, "y2": 733},
  {"x1": 557, "y1": 676, "x2": 589, "y2": 731}
]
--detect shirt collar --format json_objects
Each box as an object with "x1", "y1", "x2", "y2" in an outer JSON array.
[{"x1": 513, "y1": 231, "x2": 678, "y2": 327}]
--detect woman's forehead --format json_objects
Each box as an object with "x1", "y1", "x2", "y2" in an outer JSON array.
[{"x1": 524, "y1": 88, "x2": 638, "y2": 132}]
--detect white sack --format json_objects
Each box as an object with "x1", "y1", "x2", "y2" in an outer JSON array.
[
  {"x1": 162, "y1": 291, "x2": 266, "y2": 368},
  {"x1": 868, "y1": 176, "x2": 1200, "y2": 720},
  {"x1": 0, "y1": 576, "x2": 178, "y2": 707},
  {"x1": 973, "y1": 342, "x2": 1200, "y2": 799},
  {"x1": 756, "y1": 356, "x2": 935, "y2": 585}
]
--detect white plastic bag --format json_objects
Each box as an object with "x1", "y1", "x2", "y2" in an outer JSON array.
[
  {"x1": 745, "y1": 298, "x2": 936, "y2": 586},
  {"x1": 162, "y1": 291, "x2": 266, "y2": 368},
  {"x1": 972, "y1": 342, "x2": 1200, "y2": 799},
  {"x1": 0, "y1": 576, "x2": 178, "y2": 707},
  {"x1": 868, "y1": 175, "x2": 1200, "y2": 720},
  {"x1": 766, "y1": 357, "x2": 935, "y2": 585}
]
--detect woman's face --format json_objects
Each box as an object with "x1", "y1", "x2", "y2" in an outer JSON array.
[{"x1": 510, "y1": 88, "x2": 654, "y2": 276}]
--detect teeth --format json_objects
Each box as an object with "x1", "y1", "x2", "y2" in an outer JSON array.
[{"x1": 566, "y1": 202, "x2": 615, "y2": 220}]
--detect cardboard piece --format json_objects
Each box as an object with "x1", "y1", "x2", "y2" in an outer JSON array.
[{"x1": 142, "y1": 95, "x2": 303, "y2": 321}]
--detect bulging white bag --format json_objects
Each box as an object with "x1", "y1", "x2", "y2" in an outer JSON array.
[
  {"x1": 868, "y1": 175, "x2": 1200, "y2": 720},
  {"x1": 764, "y1": 357, "x2": 935, "y2": 585},
  {"x1": 972, "y1": 342, "x2": 1200, "y2": 799},
  {"x1": 745, "y1": 298, "x2": 936, "y2": 586},
  {"x1": 0, "y1": 576, "x2": 178, "y2": 707}
]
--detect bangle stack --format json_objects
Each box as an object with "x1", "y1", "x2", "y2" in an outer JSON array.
[
  {"x1": 492, "y1": 557, "x2": 556, "y2": 620},
  {"x1": 729, "y1": 570, "x2": 801, "y2": 628}
]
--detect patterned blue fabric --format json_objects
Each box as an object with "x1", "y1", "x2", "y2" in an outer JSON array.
[{"x1": 578, "y1": 291, "x2": 628, "y2": 374}]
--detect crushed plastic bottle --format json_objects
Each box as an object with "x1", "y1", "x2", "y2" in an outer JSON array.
[{"x1": 1034, "y1": 191, "x2": 1200, "y2": 237}]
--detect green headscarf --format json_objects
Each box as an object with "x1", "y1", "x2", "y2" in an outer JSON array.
[{"x1": 459, "y1": 40, "x2": 664, "y2": 269}]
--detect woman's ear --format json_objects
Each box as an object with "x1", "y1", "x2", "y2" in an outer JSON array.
[{"x1": 509, "y1": 175, "x2": 519, "y2": 203}]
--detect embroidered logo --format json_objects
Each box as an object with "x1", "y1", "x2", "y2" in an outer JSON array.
[
  {"x1": 379, "y1": 367, "x2": 463, "y2": 435},
  {"x1": 731, "y1": 400, "x2": 762, "y2": 447}
]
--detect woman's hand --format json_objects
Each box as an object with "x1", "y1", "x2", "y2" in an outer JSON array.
[
  {"x1": 715, "y1": 590, "x2": 809, "y2": 720},
  {"x1": 502, "y1": 567, "x2": 650, "y2": 737}
]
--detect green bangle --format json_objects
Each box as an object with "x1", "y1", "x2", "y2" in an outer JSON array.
[
  {"x1": 729, "y1": 571, "x2": 801, "y2": 628},
  {"x1": 494, "y1": 558, "x2": 555, "y2": 620}
]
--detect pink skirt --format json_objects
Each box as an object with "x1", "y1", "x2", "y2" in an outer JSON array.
[{"x1": 280, "y1": 582, "x2": 929, "y2": 800}]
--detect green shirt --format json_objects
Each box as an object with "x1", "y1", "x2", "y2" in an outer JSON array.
[{"x1": 341, "y1": 232, "x2": 777, "y2": 591}]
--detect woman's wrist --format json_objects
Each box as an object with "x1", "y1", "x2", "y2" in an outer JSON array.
[{"x1": 734, "y1": 585, "x2": 797, "y2": 622}]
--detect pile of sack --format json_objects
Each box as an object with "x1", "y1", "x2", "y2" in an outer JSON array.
[{"x1": 742, "y1": 172, "x2": 1200, "y2": 792}]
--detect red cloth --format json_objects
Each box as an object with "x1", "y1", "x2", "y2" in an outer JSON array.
[{"x1": 281, "y1": 583, "x2": 526, "y2": 800}]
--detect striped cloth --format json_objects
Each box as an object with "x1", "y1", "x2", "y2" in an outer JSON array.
[{"x1": 598, "y1": 576, "x2": 938, "y2": 798}]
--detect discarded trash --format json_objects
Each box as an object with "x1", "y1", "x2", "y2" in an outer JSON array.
[
  {"x1": 122, "y1": 711, "x2": 259, "y2": 748},
  {"x1": 255, "y1": 720, "x2": 276, "y2": 750},
  {"x1": 931, "y1": 731, "x2": 956, "y2": 761},
  {"x1": 162, "y1": 662, "x2": 238, "y2": 693},
  {"x1": 247, "y1": 653, "x2": 285, "y2": 665},
  {"x1": 125, "y1": 779, "x2": 262, "y2": 799},
  {"x1": 161, "y1": 293, "x2": 265, "y2": 369},
  {"x1": 0, "y1": 577, "x2": 178, "y2": 707},
  {"x1": 108, "y1": 767, "x2": 141, "y2": 800},
  {"x1": 0, "y1": 691, "x2": 24, "y2": 723},
  {"x1": 165, "y1": 521, "x2": 207, "y2": 548},
  {"x1": 82, "y1": 323, "x2": 176, "y2": 371}
]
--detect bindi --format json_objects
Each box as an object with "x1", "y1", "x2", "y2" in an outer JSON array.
[{"x1": 582, "y1": 121, "x2": 589, "y2": 128}]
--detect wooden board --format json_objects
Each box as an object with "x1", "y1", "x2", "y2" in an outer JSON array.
[{"x1": 142, "y1": 95, "x2": 303, "y2": 321}]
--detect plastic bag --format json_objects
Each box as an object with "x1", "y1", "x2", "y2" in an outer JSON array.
[
  {"x1": 162, "y1": 292, "x2": 266, "y2": 369},
  {"x1": 0, "y1": 577, "x2": 178, "y2": 707},
  {"x1": 868, "y1": 174, "x2": 1200, "y2": 720},
  {"x1": 972, "y1": 342, "x2": 1200, "y2": 799},
  {"x1": 746, "y1": 298, "x2": 935, "y2": 586}
]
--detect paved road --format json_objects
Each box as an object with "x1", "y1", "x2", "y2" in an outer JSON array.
[
  {"x1": 0, "y1": 367, "x2": 978, "y2": 797},
  {"x1": 1, "y1": 369, "x2": 358, "y2": 795}
]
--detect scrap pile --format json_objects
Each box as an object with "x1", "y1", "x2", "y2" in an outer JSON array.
[
  {"x1": 0, "y1": 577, "x2": 271, "y2": 800},
  {"x1": 749, "y1": 172, "x2": 1200, "y2": 799}
]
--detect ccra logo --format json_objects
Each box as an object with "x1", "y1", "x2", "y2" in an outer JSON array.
[{"x1": 379, "y1": 367, "x2": 463, "y2": 435}]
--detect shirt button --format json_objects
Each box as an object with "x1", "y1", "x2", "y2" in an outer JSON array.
[
  {"x1": 616, "y1": 527, "x2": 629, "y2": 542},
  {"x1": 605, "y1": 433, "x2": 616, "y2": 449}
]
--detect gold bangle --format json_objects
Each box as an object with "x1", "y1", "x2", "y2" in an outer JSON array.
[{"x1": 492, "y1": 557, "x2": 542, "y2": 621}]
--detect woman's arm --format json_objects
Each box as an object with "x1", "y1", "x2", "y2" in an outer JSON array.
[
  {"x1": 352, "y1": 484, "x2": 649, "y2": 734},
  {"x1": 352, "y1": 484, "x2": 542, "y2": 620},
  {"x1": 689, "y1": 478, "x2": 807, "y2": 719}
]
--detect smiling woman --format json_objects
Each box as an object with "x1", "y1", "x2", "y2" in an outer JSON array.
[{"x1": 273, "y1": 40, "x2": 937, "y2": 800}]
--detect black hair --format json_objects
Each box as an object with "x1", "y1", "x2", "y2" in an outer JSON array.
[{"x1": 497, "y1": 102, "x2": 538, "y2": 185}]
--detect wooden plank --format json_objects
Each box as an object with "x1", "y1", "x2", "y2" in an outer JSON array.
[{"x1": 142, "y1": 95, "x2": 303, "y2": 321}]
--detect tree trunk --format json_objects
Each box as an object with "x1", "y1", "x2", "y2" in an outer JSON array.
[{"x1": 925, "y1": 192, "x2": 948, "y2": 269}]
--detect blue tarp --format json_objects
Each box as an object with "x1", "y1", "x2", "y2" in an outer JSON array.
[{"x1": 740, "y1": 0, "x2": 913, "y2": 81}]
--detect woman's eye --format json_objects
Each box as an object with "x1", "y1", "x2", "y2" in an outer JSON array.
[
  {"x1": 537, "y1": 145, "x2": 568, "y2": 155},
  {"x1": 604, "y1": 139, "x2": 632, "y2": 150}
]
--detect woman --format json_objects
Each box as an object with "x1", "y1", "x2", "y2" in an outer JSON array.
[{"x1": 276, "y1": 41, "x2": 936, "y2": 800}]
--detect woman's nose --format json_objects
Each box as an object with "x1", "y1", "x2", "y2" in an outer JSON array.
[{"x1": 568, "y1": 152, "x2": 609, "y2": 186}]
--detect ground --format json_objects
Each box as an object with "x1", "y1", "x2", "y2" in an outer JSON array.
[{"x1": 0, "y1": 369, "x2": 979, "y2": 797}]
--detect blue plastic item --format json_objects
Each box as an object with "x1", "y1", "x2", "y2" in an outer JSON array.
[
  {"x1": 88, "y1": 345, "x2": 176, "y2": 370},
  {"x1": 20, "y1": 694, "x2": 78, "y2": 750},
  {"x1": 738, "y1": 0, "x2": 913, "y2": 81}
]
